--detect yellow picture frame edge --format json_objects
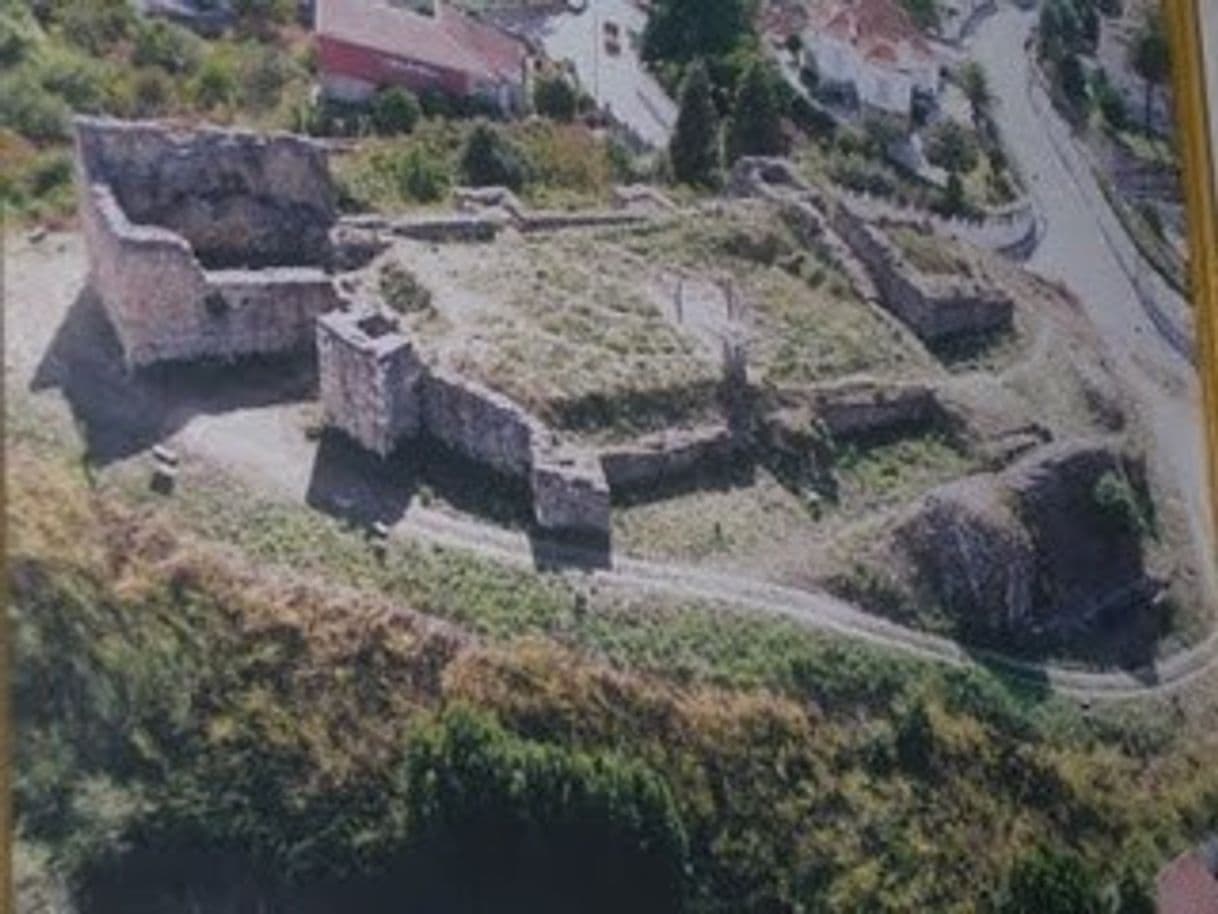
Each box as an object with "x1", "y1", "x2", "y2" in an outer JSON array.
[{"x1": 1165, "y1": 0, "x2": 1218, "y2": 548}]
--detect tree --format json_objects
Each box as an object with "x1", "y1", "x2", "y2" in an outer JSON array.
[
  {"x1": 231, "y1": 0, "x2": 293, "y2": 36},
  {"x1": 725, "y1": 60, "x2": 783, "y2": 162},
  {"x1": 958, "y1": 60, "x2": 990, "y2": 126},
  {"x1": 133, "y1": 20, "x2": 204, "y2": 75},
  {"x1": 641, "y1": 0, "x2": 756, "y2": 66},
  {"x1": 668, "y1": 59, "x2": 721, "y2": 186},
  {"x1": 941, "y1": 171, "x2": 965, "y2": 216},
  {"x1": 900, "y1": 0, "x2": 938, "y2": 31},
  {"x1": 459, "y1": 122, "x2": 530, "y2": 190},
  {"x1": 1057, "y1": 52, "x2": 1091, "y2": 118},
  {"x1": 924, "y1": 119, "x2": 979, "y2": 174},
  {"x1": 1093, "y1": 68, "x2": 1128, "y2": 131},
  {"x1": 999, "y1": 848, "x2": 1101, "y2": 914},
  {"x1": 533, "y1": 74, "x2": 578, "y2": 122},
  {"x1": 1129, "y1": 13, "x2": 1169, "y2": 135},
  {"x1": 371, "y1": 86, "x2": 421, "y2": 135},
  {"x1": 402, "y1": 707, "x2": 690, "y2": 914}
]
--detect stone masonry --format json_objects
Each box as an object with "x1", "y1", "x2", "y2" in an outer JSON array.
[
  {"x1": 316, "y1": 310, "x2": 424, "y2": 457},
  {"x1": 317, "y1": 305, "x2": 612, "y2": 537},
  {"x1": 827, "y1": 202, "x2": 1014, "y2": 343},
  {"x1": 75, "y1": 116, "x2": 343, "y2": 368}
]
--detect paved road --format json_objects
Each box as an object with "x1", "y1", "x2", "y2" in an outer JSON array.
[
  {"x1": 498, "y1": 0, "x2": 676, "y2": 149},
  {"x1": 971, "y1": 6, "x2": 1215, "y2": 585}
]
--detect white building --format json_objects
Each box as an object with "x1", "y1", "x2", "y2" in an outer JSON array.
[{"x1": 802, "y1": 0, "x2": 940, "y2": 117}]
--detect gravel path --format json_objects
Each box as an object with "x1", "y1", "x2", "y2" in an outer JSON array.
[{"x1": 4, "y1": 209, "x2": 1216, "y2": 705}]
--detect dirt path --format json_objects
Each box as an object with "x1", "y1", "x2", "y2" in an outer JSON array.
[{"x1": 6, "y1": 227, "x2": 1218, "y2": 704}]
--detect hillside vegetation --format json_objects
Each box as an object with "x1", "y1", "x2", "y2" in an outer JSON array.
[{"x1": 10, "y1": 429, "x2": 1218, "y2": 914}]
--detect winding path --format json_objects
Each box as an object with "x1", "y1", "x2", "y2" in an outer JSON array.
[{"x1": 6, "y1": 18, "x2": 1218, "y2": 701}]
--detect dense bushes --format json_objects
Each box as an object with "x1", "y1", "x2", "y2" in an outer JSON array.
[
  {"x1": 402, "y1": 707, "x2": 689, "y2": 914},
  {"x1": 459, "y1": 121, "x2": 531, "y2": 191},
  {"x1": 534, "y1": 73, "x2": 578, "y2": 122},
  {"x1": 371, "y1": 86, "x2": 421, "y2": 136}
]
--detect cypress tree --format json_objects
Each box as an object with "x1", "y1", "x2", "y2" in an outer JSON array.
[
  {"x1": 669, "y1": 60, "x2": 721, "y2": 186},
  {"x1": 725, "y1": 60, "x2": 784, "y2": 163}
]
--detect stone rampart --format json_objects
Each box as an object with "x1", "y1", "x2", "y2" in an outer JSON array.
[
  {"x1": 532, "y1": 447, "x2": 611, "y2": 536},
  {"x1": 599, "y1": 425, "x2": 738, "y2": 492},
  {"x1": 316, "y1": 305, "x2": 611, "y2": 535},
  {"x1": 317, "y1": 310, "x2": 425, "y2": 457},
  {"x1": 828, "y1": 202, "x2": 1013, "y2": 342},
  {"x1": 75, "y1": 117, "x2": 343, "y2": 368},
  {"x1": 422, "y1": 368, "x2": 545, "y2": 480},
  {"x1": 75, "y1": 115, "x2": 335, "y2": 268}
]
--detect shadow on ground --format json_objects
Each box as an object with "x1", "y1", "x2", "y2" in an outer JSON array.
[
  {"x1": 305, "y1": 431, "x2": 612, "y2": 571},
  {"x1": 30, "y1": 288, "x2": 318, "y2": 465}
]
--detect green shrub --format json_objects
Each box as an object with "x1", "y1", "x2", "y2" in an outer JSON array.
[
  {"x1": 56, "y1": 0, "x2": 134, "y2": 55},
  {"x1": 371, "y1": 86, "x2": 421, "y2": 135},
  {"x1": 534, "y1": 73, "x2": 578, "y2": 122},
  {"x1": 27, "y1": 150, "x2": 71, "y2": 196},
  {"x1": 1000, "y1": 848, "x2": 1101, "y2": 914},
  {"x1": 33, "y1": 44, "x2": 114, "y2": 113},
  {"x1": 239, "y1": 43, "x2": 299, "y2": 113},
  {"x1": 0, "y1": 7, "x2": 37, "y2": 67},
  {"x1": 379, "y1": 262, "x2": 433, "y2": 313},
  {"x1": 132, "y1": 19, "x2": 203, "y2": 75},
  {"x1": 191, "y1": 56, "x2": 237, "y2": 110},
  {"x1": 0, "y1": 72, "x2": 71, "y2": 142},
  {"x1": 130, "y1": 68, "x2": 174, "y2": 118},
  {"x1": 924, "y1": 119, "x2": 980, "y2": 175},
  {"x1": 393, "y1": 145, "x2": 450, "y2": 203},
  {"x1": 402, "y1": 706, "x2": 689, "y2": 914},
  {"x1": 459, "y1": 122, "x2": 530, "y2": 190},
  {"x1": 1092, "y1": 470, "x2": 1149, "y2": 537}
]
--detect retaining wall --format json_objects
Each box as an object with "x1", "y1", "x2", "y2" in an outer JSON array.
[
  {"x1": 828, "y1": 202, "x2": 1013, "y2": 342},
  {"x1": 599, "y1": 425, "x2": 738, "y2": 491}
]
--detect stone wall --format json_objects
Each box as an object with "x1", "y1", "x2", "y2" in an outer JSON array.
[
  {"x1": 599, "y1": 425, "x2": 738, "y2": 492},
  {"x1": 80, "y1": 182, "x2": 210, "y2": 366},
  {"x1": 828, "y1": 202, "x2": 1013, "y2": 342},
  {"x1": 75, "y1": 115, "x2": 335, "y2": 269},
  {"x1": 316, "y1": 305, "x2": 611, "y2": 535},
  {"x1": 532, "y1": 447, "x2": 611, "y2": 536},
  {"x1": 317, "y1": 310, "x2": 424, "y2": 457},
  {"x1": 75, "y1": 117, "x2": 343, "y2": 368},
  {"x1": 422, "y1": 368, "x2": 545, "y2": 480}
]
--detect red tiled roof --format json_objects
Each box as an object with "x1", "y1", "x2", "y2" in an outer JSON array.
[
  {"x1": 317, "y1": 0, "x2": 528, "y2": 83},
  {"x1": 809, "y1": 0, "x2": 934, "y2": 67},
  {"x1": 1156, "y1": 852, "x2": 1218, "y2": 914}
]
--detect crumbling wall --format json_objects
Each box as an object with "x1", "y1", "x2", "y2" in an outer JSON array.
[
  {"x1": 828, "y1": 202, "x2": 1014, "y2": 342},
  {"x1": 317, "y1": 310, "x2": 425, "y2": 457},
  {"x1": 75, "y1": 115, "x2": 335, "y2": 269},
  {"x1": 532, "y1": 447, "x2": 612, "y2": 536},
  {"x1": 422, "y1": 369, "x2": 544, "y2": 479},
  {"x1": 599, "y1": 426, "x2": 738, "y2": 492},
  {"x1": 75, "y1": 117, "x2": 343, "y2": 367},
  {"x1": 80, "y1": 182, "x2": 210, "y2": 366}
]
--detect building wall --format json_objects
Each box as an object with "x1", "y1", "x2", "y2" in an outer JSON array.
[{"x1": 318, "y1": 35, "x2": 474, "y2": 100}]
